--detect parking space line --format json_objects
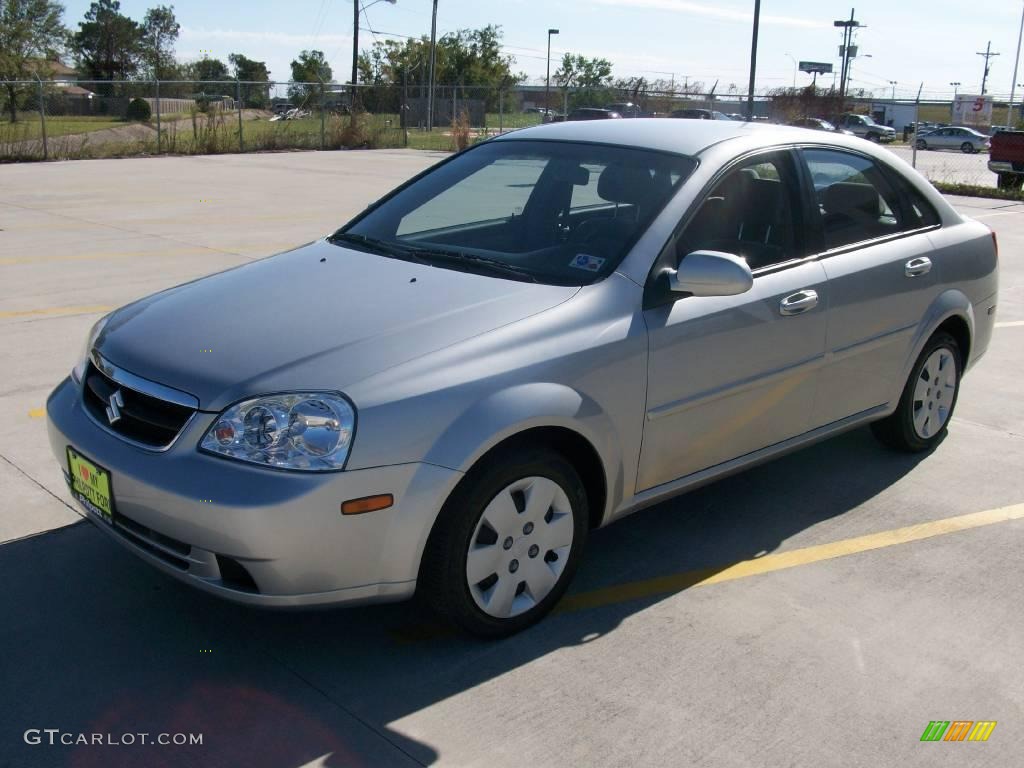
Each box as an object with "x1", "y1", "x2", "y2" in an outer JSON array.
[
  {"x1": 28, "y1": 409, "x2": 44, "y2": 419},
  {"x1": 556, "y1": 503, "x2": 1024, "y2": 613},
  {"x1": 996, "y1": 320, "x2": 1024, "y2": 328},
  {"x1": 0, "y1": 305, "x2": 113, "y2": 319}
]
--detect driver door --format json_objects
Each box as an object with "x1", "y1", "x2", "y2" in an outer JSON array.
[{"x1": 637, "y1": 150, "x2": 829, "y2": 491}]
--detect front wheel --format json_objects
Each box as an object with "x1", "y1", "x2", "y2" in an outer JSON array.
[
  {"x1": 419, "y1": 447, "x2": 589, "y2": 637},
  {"x1": 871, "y1": 332, "x2": 962, "y2": 452},
  {"x1": 866, "y1": 132, "x2": 881, "y2": 143},
  {"x1": 915, "y1": 138, "x2": 927, "y2": 150}
]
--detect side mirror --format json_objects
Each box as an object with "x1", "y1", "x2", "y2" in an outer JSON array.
[{"x1": 668, "y1": 250, "x2": 753, "y2": 297}]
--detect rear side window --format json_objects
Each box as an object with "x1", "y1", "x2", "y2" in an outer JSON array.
[{"x1": 802, "y1": 149, "x2": 907, "y2": 250}]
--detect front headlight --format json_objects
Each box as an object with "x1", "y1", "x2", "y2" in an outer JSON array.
[
  {"x1": 200, "y1": 392, "x2": 356, "y2": 471},
  {"x1": 72, "y1": 314, "x2": 110, "y2": 383}
]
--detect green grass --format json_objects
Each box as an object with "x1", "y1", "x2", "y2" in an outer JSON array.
[
  {"x1": 0, "y1": 116, "x2": 123, "y2": 139},
  {"x1": 931, "y1": 181, "x2": 1024, "y2": 200}
]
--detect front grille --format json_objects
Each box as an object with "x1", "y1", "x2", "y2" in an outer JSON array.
[{"x1": 82, "y1": 361, "x2": 194, "y2": 448}]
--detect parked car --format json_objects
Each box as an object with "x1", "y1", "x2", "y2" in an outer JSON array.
[
  {"x1": 836, "y1": 113, "x2": 896, "y2": 142},
  {"x1": 789, "y1": 117, "x2": 855, "y2": 135},
  {"x1": 49, "y1": 120, "x2": 998, "y2": 637},
  {"x1": 271, "y1": 103, "x2": 296, "y2": 115},
  {"x1": 605, "y1": 102, "x2": 641, "y2": 118},
  {"x1": 566, "y1": 107, "x2": 621, "y2": 121},
  {"x1": 670, "y1": 108, "x2": 732, "y2": 120},
  {"x1": 916, "y1": 126, "x2": 990, "y2": 154},
  {"x1": 987, "y1": 129, "x2": 1024, "y2": 188},
  {"x1": 525, "y1": 107, "x2": 555, "y2": 115}
]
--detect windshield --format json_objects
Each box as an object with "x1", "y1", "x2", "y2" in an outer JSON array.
[{"x1": 338, "y1": 140, "x2": 696, "y2": 286}]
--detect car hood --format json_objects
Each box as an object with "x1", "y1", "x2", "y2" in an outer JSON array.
[{"x1": 95, "y1": 240, "x2": 579, "y2": 411}]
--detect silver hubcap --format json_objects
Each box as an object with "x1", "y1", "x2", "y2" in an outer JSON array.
[
  {"x1": 466, "y1": 476, "x2": 574, "y2": 619},
  {"x1": 912, "y1": 348, "x2": 956, "y2": 439}
]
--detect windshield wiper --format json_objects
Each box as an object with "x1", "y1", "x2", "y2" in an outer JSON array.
[
  {"x1": 330, "y1": 233, "x2": 539, "y2": 282},
  {"x1": 327, "y1": 232, "x2": 430, "y2": 264},
  {"x1": 396, "y1": 245, "x2": 540, "y2": 283}
]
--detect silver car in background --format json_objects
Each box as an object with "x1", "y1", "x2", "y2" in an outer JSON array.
[
  {"x1": 916, "y1": 126, "x2": 991, "y2": 153},
  {"x1": 47, "y1": 120, "x2": 998, "y2": 636}
]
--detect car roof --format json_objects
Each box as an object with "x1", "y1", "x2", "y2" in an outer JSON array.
[{"x1": 493, "y1": 117, "x2": 820, "y2": 156}]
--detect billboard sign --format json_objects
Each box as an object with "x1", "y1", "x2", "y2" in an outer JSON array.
[
  {"x1": 952, "y1": 94, "x2": 992, "y2": 126},
  {"x1": 799, "y1": 61, "x2": 833, "y2": 74}
]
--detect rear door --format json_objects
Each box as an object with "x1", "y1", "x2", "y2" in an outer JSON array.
[{"x1": 798, "y1": 148, "x2": 942, "y2": 427}]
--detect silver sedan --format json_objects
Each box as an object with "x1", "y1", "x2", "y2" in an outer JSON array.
[
  {"x1": 916, "y1": 126, "x2": 991, "y2": 153},
  {"x1": 47, "y1": 120, "x2": 999, "y2": 636}
]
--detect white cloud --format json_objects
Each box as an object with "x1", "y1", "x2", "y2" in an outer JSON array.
[
  {"x1": 593, "y1": 0, "x2": 828, "y2": 29},
  {"x1": 179, "y1": 26, "x2": 352, "y2": 47}
]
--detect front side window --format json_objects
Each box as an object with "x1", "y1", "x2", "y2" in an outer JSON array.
[
  {"x1": 676, "y1": 152, "x2": 802, "y2": 271},
  {"x1": 338, "y1": 140, "x2": 695, "y2": 286},
  {"x1": 802, "y1": 149, "x2": 905, "y2": 250}
]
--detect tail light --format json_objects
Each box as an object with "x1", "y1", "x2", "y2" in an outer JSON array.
[{"x1": 990, "y1": 229, "x2": 999, "y2": 259}]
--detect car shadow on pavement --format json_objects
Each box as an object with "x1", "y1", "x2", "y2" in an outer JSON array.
[{"x1": 0, "y1": 427, "x2": 930, "y2": 768}]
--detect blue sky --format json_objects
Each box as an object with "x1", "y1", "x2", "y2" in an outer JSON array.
[{"x1": 61, "y1": 0, "x2": 1024, "y2": 100}]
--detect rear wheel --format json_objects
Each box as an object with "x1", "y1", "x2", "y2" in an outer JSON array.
[
  {"x1": 997, "y1": 173, "x2": 1021, "y2": 190},
  {"x1": 871, "y1": 332, "x2": 962, "y2": 452},
  {"x1": 961, "y1": 142, "x2": 976, "y2": 154},
  {"x1": 419, "y1": 446, "x2": 588, "y2": 637}
]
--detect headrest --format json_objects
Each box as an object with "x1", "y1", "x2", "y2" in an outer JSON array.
[
  {"x1": 824, "y1": 182, "x2": 881, "y2": 218},
  {"x1": 598, "y1": 164, "x2": 654, "y2": 205}
]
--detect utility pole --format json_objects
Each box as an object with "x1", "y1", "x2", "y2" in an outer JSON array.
[
  {"x1": 351, "y1": 0, "x2": 360, "y2": 91},
  {"x1": 746, "y1": 0, "x2": 761, "y2": 120},
  {"x1": 834, "y1": 9, "x2": 862, "y2": 103},
  {"x1": 977, "y1": 41, "x2": 999, "y2": 95},
  {"x1": 1010, "y1": 3, "x2": 1024, "y2": 127},
  {"x1": 427, "y1": 0, "x2": 438, "y2": 130}
]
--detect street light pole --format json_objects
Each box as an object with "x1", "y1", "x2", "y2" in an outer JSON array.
[
  {"x1": 545, "y1": 28, "x2": 559, "y2": 119},
  {"x1": 746, "y1": 0, "x2": 761, "y2": 119},
  {"x1": 427, "y1": 0, "x2": 438, "y2": 131},
  {"x1": 785, "y1": 53, "x2": 797, "y2": 88},
  {"x1": 889, "y1": 80, "x2": 897, "y2": 101}
]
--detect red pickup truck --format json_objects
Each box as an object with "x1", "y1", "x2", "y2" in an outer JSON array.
[{"x1": 988, "y1": 130, "x2": 1024, "y2": 188}]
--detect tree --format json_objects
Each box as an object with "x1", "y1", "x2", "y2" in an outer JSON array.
[
  {"x1": 142, "y1": 4, "x2": 178, "y2": 79},
  {"x1": 554, "y1": 53, "x2": 613, "y2": 110},
  {"x1": 554, "y1": 53, "x2": 612, "y2": 91},
  {"x1": 72, "y1": 0, "x2": 143, "y2": 87},
  {"x1": 0, "y1": 0, "x2": 69, "y2": 122},
  {"x1": 183, "y1": 55, "x2": 231, "y2": 98},
  {"x1": 229, "y1": 52, "x2": 269, "y2": 108},
  {"x1": 288, "y1": 49, "x2": 331, "y2": 104}
]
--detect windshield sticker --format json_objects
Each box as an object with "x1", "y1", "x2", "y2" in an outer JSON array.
[{"x1": 570, "y1": 254, "x2": 605, "y2": 272}]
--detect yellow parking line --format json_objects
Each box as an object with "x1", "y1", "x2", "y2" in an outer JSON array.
[
  {"x1": 28, "y1": 408, "x2": 44, "y2": 419},
  {"x1": 556, "y1": 503, "x2": 1024, "y2": 613},
  {"x1": 0, "y1": 305, "x2": 113, "y2": 319}
]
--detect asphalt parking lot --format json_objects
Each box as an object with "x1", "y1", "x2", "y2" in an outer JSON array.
[{"x1": 1, "y1": 151, "x2": 1022, "y2": 768}]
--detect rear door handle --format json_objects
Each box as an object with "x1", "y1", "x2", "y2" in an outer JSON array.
[
  {"x1": 779, "y1": 289, "x2": 818, "y2": 316},
  {"x1": 905, "y1": 256, "x2": 932, "y2": 277}
]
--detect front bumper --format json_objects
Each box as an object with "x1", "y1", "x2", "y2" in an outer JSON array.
[{"x1": 46, "y1": 376, "x2": 461, "y2": 608}]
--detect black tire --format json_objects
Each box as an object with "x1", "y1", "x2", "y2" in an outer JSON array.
[
  {"x1": 997, "y1": 173, "x2": 1021, "y2": 190},
  {"x1": 871, "y1": 332, "x2": 962, "y2": 452},
  {"x1": 915, "y1": 139, "x2": 927, "y2": 150},
  {"x1": 418, "y1": 446, "x2": 589, "y2": 637},
  {"x1": 866, "y1": 132, "x2": 880, "y2": 143},
  {"x1": 961, "y1": 142, "x2": 975, "y2": 154}
]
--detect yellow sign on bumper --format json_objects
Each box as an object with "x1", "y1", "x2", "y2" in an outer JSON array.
[{"x1": 67, "y1": 447, "x2": 113, "y2": 523}]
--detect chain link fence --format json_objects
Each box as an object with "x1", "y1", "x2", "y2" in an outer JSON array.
[{"x1": 0, "y1": 78, "x2": 1000, "y2": 189}]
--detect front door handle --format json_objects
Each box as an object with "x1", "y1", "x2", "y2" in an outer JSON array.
[
  {"x1": 905, "y1": 256, "x2": 932, "y2": 277},
  {"x1": 780, "y1": 289, "x2": 818, "y2": 316}
]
